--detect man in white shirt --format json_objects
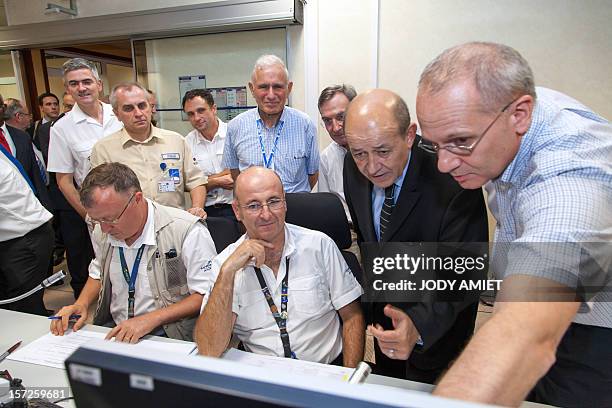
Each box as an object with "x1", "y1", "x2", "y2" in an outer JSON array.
[
  {"x1": 47, "y1": 58, "x2": 123, "y2": 298},
  {"x1": 183, "y1": 89, "x2": 235, "y2": 220},
  {"x1": 50, "y1": 163, "x2": 217, "y2": 342},
  {"x1": 317, "y1": 84, "x2": 357, "y2": 223},
  {"x1": 0, "y1": 157, "x2": 53, "y2": 316},
  {"x1": 196, "y1": 166, "x2": 365, "y2": 366}
]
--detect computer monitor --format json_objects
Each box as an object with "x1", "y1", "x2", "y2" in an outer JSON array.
[{"x1": 65, "y1": 341, "x2": 485, "y2": 408}]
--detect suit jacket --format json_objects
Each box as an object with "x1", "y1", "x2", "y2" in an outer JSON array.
[
  {"x1": 344, "y1": 142, "x2": 488, "y2": 381},
  {"x1": 7, "y1": 125, "x2": 51, "y2": 211},
  {"x1": 33, "y1": 115, "x2": 71, "y2": 212}
]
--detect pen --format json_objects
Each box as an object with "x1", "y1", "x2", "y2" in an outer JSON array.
[
  {"x1": 48, "y1": 314, "x2": 82, "y2": 320},
  {"x1": 0, "y1": 341, "x2": 21, "y2": 363}
]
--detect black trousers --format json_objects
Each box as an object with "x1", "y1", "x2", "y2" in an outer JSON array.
[
  {"x1": 528, "y1": 322, "x2": 612, "y2": 408},
  {"x1": 57, "y1": 208, "x2": 94, "y2": 299},
  {"x1": 0, "y1": 222, "x2": 53, "y2": 315},
  {"x1": 205, "y1": 203, "x2": 237, "y2": 221}
]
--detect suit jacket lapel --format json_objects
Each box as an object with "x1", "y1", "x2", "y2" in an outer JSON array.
[
  {"x1": 382, "y1": 148, "x2": 424, "y2": 242},
  {"x1": 357, "y1": 173, "x2": 377, "y2": 242}
]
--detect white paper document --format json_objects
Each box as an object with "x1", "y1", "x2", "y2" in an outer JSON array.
[
  {"x1": 8, "y1": 330, "x2": 196, "y2": 369},
  {"x1": 222, "y1": 348, "x2": 355, "y2": 382}
]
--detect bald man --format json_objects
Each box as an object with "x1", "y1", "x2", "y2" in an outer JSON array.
[
  {"x1": 196, "y1": 166, "x2": 364, "y2": 367},
  {"x1": 343, "y1": 89, "x2": 488, "y2": 383}
]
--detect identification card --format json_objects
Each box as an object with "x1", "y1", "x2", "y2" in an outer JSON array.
[
  {"x1": 168, "y1": 168, "x2": 180, "y2": 184},
  {"x1": 161, "y1": 153, "x2": 180, "y2": 160},
  {"x1": 158, "y1": 180, "x2": 175, "y2": 192}
]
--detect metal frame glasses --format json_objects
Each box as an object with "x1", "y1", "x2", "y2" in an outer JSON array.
[
  {"x1": 239, "y1": 198, "x2": 285, "y2": 214},
  {"x1": 86, "y1": 192, "x2": 135, "y2": 227},
  {"x1": 418, "y1": 97, "x2": 519, "y2": 156}
]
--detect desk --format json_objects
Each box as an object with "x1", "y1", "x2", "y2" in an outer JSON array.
[{"x1": 0, "y1": 309, "x2": 549, "y2": 407}]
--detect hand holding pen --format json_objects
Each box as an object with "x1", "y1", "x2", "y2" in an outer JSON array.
[{"x1": 49, "y1": 304, "x2": 88, "y2": 336}]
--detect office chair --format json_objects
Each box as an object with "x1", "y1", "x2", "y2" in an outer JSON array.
[
  {"x1": 284, "y1": 192, "x2": 363, "y2": 283},
  {"x1": 205, "y1": 216, "x2": 243, "y2": 253}
]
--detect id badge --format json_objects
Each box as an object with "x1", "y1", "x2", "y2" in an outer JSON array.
[
  {"x1": 158, "y1": 180, "x2": 175, "y2": 192},
  {"x1": 168, "y1": 168, "x2": 180, "y2": 184}
]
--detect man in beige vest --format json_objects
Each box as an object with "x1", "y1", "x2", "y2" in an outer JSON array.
[{"x1": 50, "y1": 162, "x2": 216, "y2": 342}]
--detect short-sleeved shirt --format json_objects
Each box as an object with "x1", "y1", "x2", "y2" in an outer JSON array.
[
  {"x1": 185, "y1": 119, "x2": 233, "y2": 207},
  {"x1": 88, "y1": 199, "x2": 216, "y2": 324},
  {"x1": 90, "y1": 126, "x2": 207, "y2": 210},
  {"x1": 47, "y1": 102, "x2": 123, "y2": 186},
  {"x1": 202, "y1": 223, "x2": 363, "y2": 363},
  {"x1": 318, "y1": 141, "x2": 351, "y2": 222},
  {"x1": 222, "y1": 107, "x2": 319, "y2": 192},
  {"x1": 486, "y1": 87, "x2": 612, "y2": 328}
]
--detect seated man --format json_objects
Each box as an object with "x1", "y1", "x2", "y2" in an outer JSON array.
[
  {"x1": 50, "y1": 162, "x2": 216, "y2": 342},
  {"x1": 195, "y1": 167, "x2": 364, "y2": 367}
]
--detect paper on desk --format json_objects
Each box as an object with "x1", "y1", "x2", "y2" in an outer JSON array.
[
  {"x1": 222, "y1": 348, "x2": 354, "y2": 382},
  {"x1": 7, "y1": 330, "x2": 196, "y2": 369}
]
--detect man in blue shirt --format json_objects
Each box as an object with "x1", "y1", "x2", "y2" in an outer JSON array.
[
  {"x1": 223, "y1": 55, "x2": 319, "y2": 192},
  {"x1": 416, "y1": 41, "x2": 612, "y2": 408}
]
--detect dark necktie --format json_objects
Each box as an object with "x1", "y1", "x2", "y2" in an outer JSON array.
[
  {"x1": 0, "y1": 128, "x2": 12, "y2": 154},
  {"x1": 379, "y1": 184, "x2": 396, "y2": 241}
]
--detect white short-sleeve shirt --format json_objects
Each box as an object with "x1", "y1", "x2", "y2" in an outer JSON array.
[
  {"x1": 47, "y1": 102, "x2": 123, "y2": 186},
  {"x1": 88, "y1": 199, "x2": 216, "y2": 324},
  {"x1": 202, "y1": 223, "x2": 363, "y2": 363},
  {"x1": 185, "y1": 119, "x2": 233, "y2": 207}
]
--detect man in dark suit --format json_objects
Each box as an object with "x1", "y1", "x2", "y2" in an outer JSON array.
[
  {"x1": 343, "y1": 89, "x2": 488, "y2": 383},
  {"x1": 0, "y1": 95, "x2": 50, "y2": 210}
]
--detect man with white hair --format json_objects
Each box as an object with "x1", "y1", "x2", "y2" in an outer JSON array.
[
  {"x1": 47, "y1": 57, "x2": 123, "y2": 298},
  {"x1": 223, "y1": 55, "x2": 319, "y2": 192}
]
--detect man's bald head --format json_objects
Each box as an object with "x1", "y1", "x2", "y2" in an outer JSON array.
[
  {"x1": 344, "y1": 89, "x2": 417, "y2": 188},
  {"x1": 234, "y1": 167, "x2": 284, "y2": 202},
  {"x1": 346, "y1": 89, "x2": 412, "y2": 138}
]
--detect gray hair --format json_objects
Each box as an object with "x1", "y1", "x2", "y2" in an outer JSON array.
[
  {"x1": 4, "y1": 98, "x2": 25, "y2": 119},
  {"x1": 418, "y1": 42, "x2": 536, "y2": 111},
  {"x1": 80, "y1": 162, "x2": 142, "y2": 208},
  {"x1": 250, "y1": 54, "x2": 289, "y2": 83},
  {"x1": 318, "y1": 84, "x2": 357, "y2": 110},
  {"x1": 62, "y1": 58, "x2": 100, "y2": 82},
  {"x1": 109, "y1": 82, "x2": 149, "y2": 110}
]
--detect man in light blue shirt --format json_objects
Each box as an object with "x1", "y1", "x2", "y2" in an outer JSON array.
[
  {"x1": 416, "y1": 41, "x2": 612, "y2": 408},
  {"x1": 223, "y1": 55, "x2": 319, "y2": 192}
]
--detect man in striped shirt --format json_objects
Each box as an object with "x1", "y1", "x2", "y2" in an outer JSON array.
[{"x1": 223, "y1": 55, "x2": 319, "y2": 192}]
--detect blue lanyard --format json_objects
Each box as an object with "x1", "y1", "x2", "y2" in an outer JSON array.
[
  {"x1": 0, "y1": 143, "x2": 36, "y2": 193},
  {"x1": 257, "y1": 120, "x2": 284, "y2": 169},
  {"x1": 118, "y1": 245, "x2": 146, "y2": 319}
]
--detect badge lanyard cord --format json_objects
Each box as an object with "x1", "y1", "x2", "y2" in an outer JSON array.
[
  {"x1": 253, "y1": 257, "x2": 295, "y2": 359},
  {"x1": 118, "y1": 245, "x2": 146, "y2": 319},
  {"x1": 257, "y1": 120, "x2": 284, "y2": 169}
]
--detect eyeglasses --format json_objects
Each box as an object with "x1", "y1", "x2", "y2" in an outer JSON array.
[
  {"x1": 86, "y1": 193, "x2": 135, "y2": 227},
  {"x1": 239, "y1": 198, "x2": 285, "y2": 214},
  {"x1": 18, "y1": 112, "x2": 32, "y2": 117},
  {"x1": 418, "y1": 97, "x2": 519, "y2": 156}
]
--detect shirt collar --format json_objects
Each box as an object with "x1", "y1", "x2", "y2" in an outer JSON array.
[
  {"x1": 497, "y1": 98, "x2": 543, "y2": 185},
  {"x1": 242, "y1": 223, "x2": 296, "y2": 260},
  {"x1": 196, "y1": 118, "x2": 226, "y2": 145},
  {"x1": 108, "y1": 199, "x2": 156, "y2": 249},
  {"x1": 71, "y1": 101, "x2": 117, "y2": 125},
  {"x1": 120, "y1": 125, "x2": 162, "y2": 146},
  {"x1": 255, "y1": 107, "x2": 287, "y2": 129}
]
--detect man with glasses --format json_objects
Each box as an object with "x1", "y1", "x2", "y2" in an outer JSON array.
[
  {"x1": 343, "y1": 89, "x2": 488, "y2": 382},
  {"x1": 50, "y1": 162, "x2": 216, "y2": 342},
  {"x1": 416, "y1": 42, "x2": 612, "y2": 407},
  {"x1": 47, "y1": 58, "x2": 123, "y2": 299},
  {"x1": 196, "y1": 166, "x2": 364, "y2": 366},
  {"x1": 5, "y1": 98, "x2": 33, "y2": 131}
]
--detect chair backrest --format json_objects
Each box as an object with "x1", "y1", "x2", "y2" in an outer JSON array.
[
  {"x1": 205, "y1": 216, "x2": 243, "y2": 253},
  {"x1": 284, "y1": 192, "x2": 352, "y2": 250}
]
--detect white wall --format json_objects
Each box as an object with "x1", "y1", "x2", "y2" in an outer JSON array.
[{"x1": 313, "y1": 0, "x2": 612, "y2": 148}]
